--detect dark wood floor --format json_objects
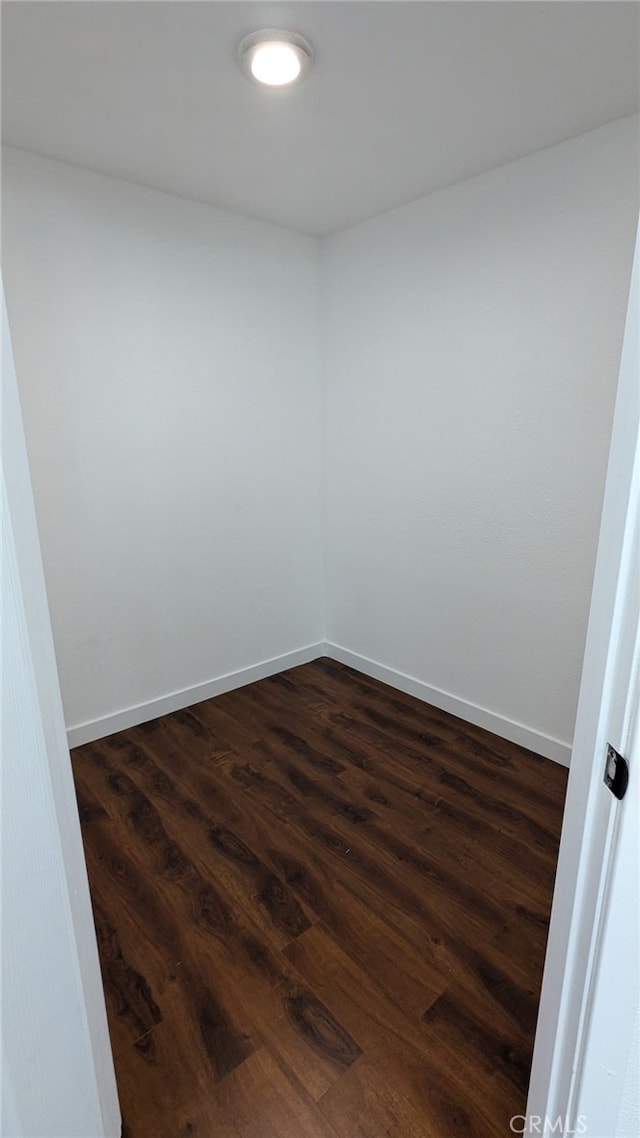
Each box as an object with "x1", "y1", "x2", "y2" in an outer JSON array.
[{"x1": 71, "y1": 659, "x2": 567, "y2": 1138}]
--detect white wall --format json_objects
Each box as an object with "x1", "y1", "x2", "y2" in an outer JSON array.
[
  {"x1": 3, "y1": 121, "x2": 638, "y2": 759},
  {"x1": 323, "y1": 116, "x2": 639, "y2": 761},
  {"x1": 2, "y1": 148, "x2": 324, "y2": 739},
  {"x1": 2, "y1": 290, "x2": 119, "y2": 1137},
  {"x1": 618, "y1": 1013, "x2": 640, "y2": 1137}
]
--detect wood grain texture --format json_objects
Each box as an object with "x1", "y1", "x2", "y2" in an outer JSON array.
[{"x1": 71, "y1": 659, "x2": 567, "y2": 1138}]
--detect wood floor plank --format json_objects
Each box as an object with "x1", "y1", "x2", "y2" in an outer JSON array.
[
  {"x1": 123, "y1": 728, "x2": 447, "y2": 1020},
  {"x1": 318, "y1": 1049, "x2": 501, "y2": 1138},
  {"x1": 131, "y1": 706, "x2": 234, "y2": 768},
  {"x1": 99, "y1": 731, "x2": 313, "y2": 948},
  {"x1": 285, "y1": 924, "x2": 534, "y2": 1121},
  {"x1": 311, "y1": 658, "x2": 566, "y2": 811},
  {"x1": 219, "y1": 741, "x2": 503, "y2": 958},
  {"x1": 217, "y1": 670, "x2": 563, "y2": 878},
  {"x1": 71, "y1": 659, "x2": 567, "y2": 1137},
  {"x1": 257, "y1": 672, "x2": 562, "y2": 827},
  {"x1": 216, "y1": 749, "x2": 545, "y2": 1041},
  {"x1": 283, "y1": 923, "x2": 439, "y2": 1060},
  {"x1": 256, "y1": 720, "x2": 557, "y2": 927},
  {"x1": 75, "y1": 745, "x2": 362, "y2": 1103},
  {"x1": 214, "y1": 1048, "x2": 343, "y2": 1138},
  {"x1": 249, "y1": 693, "x2": 560, "y2": 901},
  {"x1": 73, "y1": 762, "x2": 259, "y2": 1068},
  {"x1": 310, "y1": 704, "x2": 562, "y2": 876},
  {"x1": 239, "y1": 736, "x2": 518, "y2": 945},
  {"x1": 116, "y1": 1019, "x2": 247, "y2": 1138}
]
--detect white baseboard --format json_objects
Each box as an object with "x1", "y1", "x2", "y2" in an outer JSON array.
[
  {"x1": 68, "y1": 638, "x2": 572, "y2": 767},
  {"x1": 66, "y1": 642, "x2": 325, "y2": 749},
  {"x1": 323, "y1": 641, "x2": 572, "y2": 767}
]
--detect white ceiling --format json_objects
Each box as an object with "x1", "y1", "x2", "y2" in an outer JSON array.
[{"x1": 2, "y1": 2, "x2": 639, "y2": 236}]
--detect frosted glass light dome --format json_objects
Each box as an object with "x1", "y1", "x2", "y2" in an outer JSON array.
[{"x1": 239, "y1": 31, "x2": 313, "y2": 88}]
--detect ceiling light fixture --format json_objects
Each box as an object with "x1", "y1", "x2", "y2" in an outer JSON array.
[{"x1": 238, "y1": 30, "x2": 313, "y2": 87}]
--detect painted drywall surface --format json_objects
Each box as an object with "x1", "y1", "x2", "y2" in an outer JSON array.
[
  {"x1": 2, "y1": 148, "x2": 323, "y2": 732},
  {"x1": 323, "y1": 116, "x2": 639, "y2": 749},
  {"x1": 3, "y1": 120, "x2": 638, "y2": 751},
  {"x1": 2, "y1": 292, "x2": 119, "y2": 1136},
  {"x1": 3, "y1": 475, "x2": 107, "y2": 1137},
  {"x1": 617, "y1": 1011, "x2": 640, "y2": 1137}
]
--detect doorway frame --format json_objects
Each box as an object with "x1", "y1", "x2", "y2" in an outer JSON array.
[{"x1": 526, "y1": 223, "x2": 639, "y2": 1136}]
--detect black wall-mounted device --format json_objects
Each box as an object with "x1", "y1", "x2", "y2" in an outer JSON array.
[{"x1": 604, "y1": 743, "x2": 629, "y2": 801}]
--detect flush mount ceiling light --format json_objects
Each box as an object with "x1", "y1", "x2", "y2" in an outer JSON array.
[{"x1": 238, "y1": 30, "x2": 313, "y2": 87}]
